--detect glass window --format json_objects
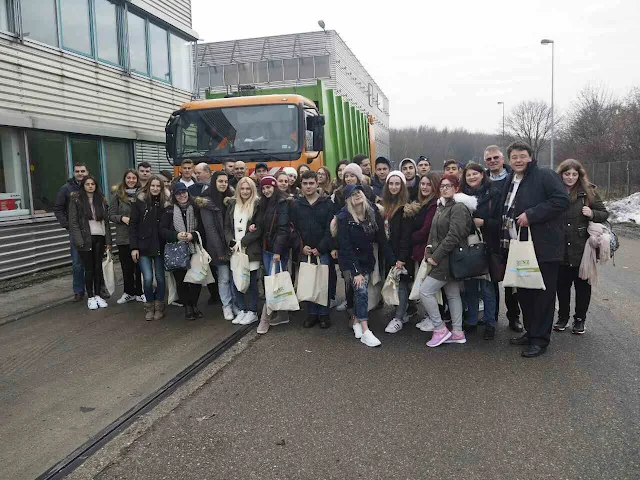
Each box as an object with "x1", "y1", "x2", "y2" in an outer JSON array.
[
  {"x1": 70, "y1": 137, "x2": 101, "y2": 190},
  {"x1": 95, "y1": 0, "x2": 119, "y2": 64},
  {"x1": 314, "y1": 55, "x2": 330, "y2": 78},
  {"x1": 238, "y1": 63, "x2": 252, "y2": 84},
  {"x1": 104, "y1": 140, "x2": 132, "y2": 189},
  {"x1": 299, "y1": 57, "x2": 314, "y2": 79},
  {"x1": 22, "y1": 0, "x2": 58, "y2": 46},
  {"x1": 128, "y1": 12, "x2": 148, "y2": 74},
  {"x1": 253, "y1": 61, "x2": 267, "y2": 83},
  {"x1": 209, "y1": 66, "x2": 223, "y2": 87},
  {"x1": 197, "y1": 65, "x2": 209, "y2": 89},
  {"x1": 60, "y1": 0, "x2": 92, "y2": 55},
  {"x1": 0, "y1": 128, "x2": 30, "y2": 217},
  {"x1": 27, "y1": 131, "x2": 67, "y2": 214},
  {"x1": 268, "y1": 60, "x2": 283, "y2": 82},
  {"x1": 283, "y1": 58, "x2": 298, "y2": 80},
  {"x1": 0, "y1": 0, "x2": 9, "y2": 32},
  {"x1": 224, "y1": 64, "x2": 238, "y2": 85},
  {"x1": 149, "y1": 23, "x2": 169, "y2": 81},
  {"x1": 170, "y1": 34, "x2": 193, "y2": 91}
]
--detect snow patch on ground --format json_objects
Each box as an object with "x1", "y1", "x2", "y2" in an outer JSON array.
[{"x1": 606, "y1": 192, "x2": 640, "y2": 223}]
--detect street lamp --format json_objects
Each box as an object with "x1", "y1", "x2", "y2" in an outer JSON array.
[
  {"x1": 497, "y1": 101, "x2": 505, "y2": 153},
  {"x1": 541, "y1": 38, "x2": 555, "y2": 169}
]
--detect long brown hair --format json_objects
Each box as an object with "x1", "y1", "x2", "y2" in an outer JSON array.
[
  {"x1": 556, "y1": 158, "x2": 595, "y2": 204},
  {"x1": 382, "y1": 173, "x2": 409, "y2": 219},
  {"x1": 418, "y1": 172, "x2": 441, "y2": 205},
  {"x1": 115, "y1": 169, "x2": 140, "y2": 203},
  {"x1": 317, "y1": 166, "x2": 333, "y2": 194},
  {"x1": 139, "y1": 174, "x2": 168, "y2": 206}
]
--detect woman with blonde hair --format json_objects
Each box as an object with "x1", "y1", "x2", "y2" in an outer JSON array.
[
  {"x1": 553, "y1": 159, "x2": 608, "y2": 335},
  {"x1": 225, "y1": 177, "x2": 262, "y2": 325}
]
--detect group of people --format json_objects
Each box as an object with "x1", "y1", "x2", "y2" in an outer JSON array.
[{"x1": 54, "y1": 140, "x2": 610, "y2": 357}]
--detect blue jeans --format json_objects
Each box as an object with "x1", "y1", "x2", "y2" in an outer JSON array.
[
  {"x1": 263, "y1": 251, "x2": 289, "y2": 275},
  {"x1": 139, "y1": 255, "x2": 165, "y2": 301},
  {"x1": 350, "y1": 272, "x2": 369, "y2": 320},
  {"x1": 304, "y1": 253, "x2": 330, "y2": 316},
  {"x1": 69, "y1": 235, "x2": 85, "y2": 295},
  {"x1": 216, "y1": 263, "x2": 233, "y2": 309},
  {"x1": 464, "y1": 278, "x2": 497, "y2": 326},
  {"x1": 233, "y1": 269, "x2": 258, "y2": 313},
  {"x1": 394, "y1": 277, "x2": 409, "y2": 320}
]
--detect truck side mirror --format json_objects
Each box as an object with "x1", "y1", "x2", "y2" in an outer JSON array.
[{"x1": 310, "y1": 115, "x2": 325, "y2": 152}]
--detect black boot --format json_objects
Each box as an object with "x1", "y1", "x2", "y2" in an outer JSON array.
[
  {"x1": 572, "y1": 318, "x2": 585, "y2": 335},
  {"x1": 319, "y1": 315, "x2": 332, "y2": 329},
  {"x1": 185, "y1": 305, "x2": 196, "y2": 321},
  {"x1": 508, "y1": 317, "x2": 524, "y2": 332},
  {"x1": 193, "y1": 305, "x2": 204, "y2": 318},
  {"x1": 484, "y1": 324, "x2": 496, "y2": 340},
  {"x1": 303, "y1": 314, "x2": 319, "y2": 328}
]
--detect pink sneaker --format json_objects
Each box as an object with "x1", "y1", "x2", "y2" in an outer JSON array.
[
  {"x1": 427, "y1": 328, "x2": 452, "y2": 348},
  {"x1": 445, "y1": 331, "x2": 467, "y2": 344}
]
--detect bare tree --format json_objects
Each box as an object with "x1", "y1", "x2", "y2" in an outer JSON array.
[{"x1": 504, "y1": 100, "x2": 559, "y2": 160}]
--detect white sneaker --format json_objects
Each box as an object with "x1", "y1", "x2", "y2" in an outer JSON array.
[
  {"x1": 95, "y1": 296, "x2": 108, "y2": 308},
  {"x1": 416, "y1": 317, "x2": 436, "y2": 332},
  {"x1": 353, "y1": 321, "x2": 363, "y2": 339},
  {"x1": 136, "y1": 295, "x2": 146, "y2": 303},
  {"x1": 87, "y1": 297, "x2": 99, "y2": 310},
  {"x1": 361, "y1": 329, "x2": 381, "y2": 347},
  {"x1": 170, "y1": 301, "x2": 183, "y2": 307},
  {"x1": 232, "y1": 305, "x2": 240, "y2": 316},
  {"x1": 223, "y1": 306, "x2": 234, "y2": 321},
  {"x1": 239, "y1": 311, "x2": 259, "y2": 325},
  {"x1": 384, "y1": 318, "x2": 403, "y2": 334},
  {"x1": 117, "y1": 293, "x2": 135, "y2": 304},
  {"x1": 479, "y1": 299, "x2": 484, "y2": 312},
  {"x1": 232, "y1": 310, "x2": 247, "y2": 324}
]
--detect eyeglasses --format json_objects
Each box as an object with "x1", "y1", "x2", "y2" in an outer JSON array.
[
  {"x1": 440, "y1": 184, "x2": 454, "y2": 190},
  {"x1": 485, "y1": 155, "x2": 501, "y2": 161}
]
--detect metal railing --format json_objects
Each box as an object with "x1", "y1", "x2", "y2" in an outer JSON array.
[{"x1": 582, "y1": 160, "x2": 640, "y2": 200}]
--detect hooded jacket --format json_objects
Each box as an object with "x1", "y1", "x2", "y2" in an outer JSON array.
[
  {"x1": 54, "y1": 177, "x2": 81, "y2": 230},
  {"x1": 425, "y1": 193, "x2": 475, "y2": 282},
  {"x1": 410, "y1": 199, "x2": 438, "y2": 261},
  {"x1": 68, "y1": 192, "x2": 112, "y2": 251},
  {"x1": 129, "y1": 192, "x2": 171, "y2": 257},
  {"x1": 257, "y1": 194, "x2": 290, "y2": 255},
  {"x1": 332, "y1": 183, "x2": 376, "y2": 214},
  {"x1": 384, "y1": 201, "x2": 420, "y2": 274},
  {"x1": 108, "y1": 187, "x2": 135, "y2": 246},
  {"x1": 290, "y1": 195, "x2": 333, "y2": 254},
  {"x1": 224, "y1": 197, "x2": 263, "y2": 263}
]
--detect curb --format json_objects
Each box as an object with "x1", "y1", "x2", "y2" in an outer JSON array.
[{"x1": 0, "y1": 297, "x2": 74, "y2": 327}]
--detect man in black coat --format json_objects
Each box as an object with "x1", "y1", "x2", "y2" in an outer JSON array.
[
  {"x1": 501, "y1": 141, "x2": 569, "y2": 357},
  {"x1": 54, "y1": 162, "x2": 88, "y2": 302}
]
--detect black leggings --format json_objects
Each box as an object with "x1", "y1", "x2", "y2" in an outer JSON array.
[
  {"x1": 173, "y1": 269, "x2": 202, "y2": 307},
  {"x1": 118, "y1": 244, "x2": 142, "y2": 296},
  {"x1": 78, "y1": 235, "x2": 105, "y2": 297}
]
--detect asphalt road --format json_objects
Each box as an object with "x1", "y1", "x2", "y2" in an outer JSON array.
[{"x1": 91, "y1": 239, "x2": 640, "y2": 480}]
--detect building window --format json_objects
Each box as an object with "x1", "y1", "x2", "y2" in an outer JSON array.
[
  {"x1": 149, "y1": 23, "x2": 169, "y2": 82},
  {"x1": 209, "y1": 65, "x2": 223, "y2": 87},
  {"x1": 128, "y1": 12, "x2": 148, "y2": 75},
  {"x1": 70, "y1": 137, "x2": 101, "y2": 190},
  {"x1": 238, "y1": 63, "x2": 252, "y2": 84},
  {"x1": 299, "y1": 57, "x2": 314, "y2": 79},
  {"x1": 268, "y1": 60, "x2": 283, "y2": 82},
  {"x1": 197, "y1": 65, "x2": 209, "y2": 89},
  {"x1": 283, "y1": 58, "x2": 298, "y2": 81},
  {"x1": 224, "y1": 64, "x2": 238, "y2": 85},
  {"x1": 22, "y1": 0, "x2": 59, "y2": 46},
  {"x1": 314, "y1": 55, "x2": 330, "y2": 78},
  {"x1": 27, "y1": 131, "x2": 67, "y2": 214},
  {"x1": 0, "y1": 0, "x2": 8, "y2": 32},
  {"x1": 60, "y1": 0, "x2": 93, "y2": 55},
  {"x1": 170, "y1": 33, "x2": 193, "y2": 91},
  {"x1": 95, "y1": 0, "x2": 120, "y2": 65},
  {"x1": 104, "y1": 139, "x2": 132, "y2": 189},
  {"x1": 253, "y1": 61, "x2": 267, "y2": 83},
  {"x1": 0, "y1": 128, "x2": 30, "y2": 217}
]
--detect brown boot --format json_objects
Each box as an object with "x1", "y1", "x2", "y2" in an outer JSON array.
[
  {"x1": 144, "y1": 302, "x2": 155, "y2": 321},
  {"x1": 153, "y1": 300, "x2": 165, "y2": 320}
]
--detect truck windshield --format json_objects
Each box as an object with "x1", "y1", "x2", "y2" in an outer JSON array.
[{"x1": 176, "y1": 104, "x2": 299, "y2": 160}]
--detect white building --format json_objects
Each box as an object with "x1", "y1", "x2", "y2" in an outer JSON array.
[
  {"x1": 196, "y1": 30, "x2": 390, "y2": 159},
  {"x1": 0, "y1": 0, "x2": 197, "y2": 280}
]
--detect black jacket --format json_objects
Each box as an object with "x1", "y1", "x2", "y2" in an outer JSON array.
[
  {"x1": 159, "y1": 204, "x2": 206, "y2": 252},
  {"x1": 188, "y1": 182, "x2": 212, "y2": 197},
  {"x1": 199, "y1": 197, "x2": 231, "y2": 265},
  {"x1": 561, "y1": 187, "x2": 608, "y2": 267},
  {"x1": 406, "y1": 178, "x2": 420, "y2": 202},
  {"x1": 258, "y1": 196, "x2": 290, "y2": 255},
  {"x1": 501, "y1": 161, "x2": 569, "y2": 263},
  {"x1": 371, "y1": 176, "x2": 385, "y2": 198},
  {"x1": 68, "y1": 192, "x2": 112, "y2": 251},
  {"x1": 290, "y1": 195, "x2": 333, "y2": 254},
  {"x1": 54, "y1": 178, "x2": 81, "y2": 229},
  {"x1": 224, "y1": 198, "x2": 263, "y2": 263},
  {"x1": 385, "y1": 202, "x2": 417, "y2": 266},
  {"x1": 129, "y1": 194, "x2": 170, "y2": 257},
  {"x1": 487, "y1": 164, "x2": 512, "y2": 196},
  {"x1": 332, "y1": 183, "x2": 376, "y2": 214},
  {"x1": 464, "y1": 183, "x2": 503, "y2": 254}
]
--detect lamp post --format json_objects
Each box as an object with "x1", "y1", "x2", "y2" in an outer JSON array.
[
  {"x1": 541, "y1": 39, "x2": 555, "y2": 169},
  {"x1": 497, "y1": 101, "x2": 505, "y2": 153}
]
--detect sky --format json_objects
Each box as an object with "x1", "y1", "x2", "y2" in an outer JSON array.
[{"x1": 192, "y1": 0, "x2": 640, "y2": 134}]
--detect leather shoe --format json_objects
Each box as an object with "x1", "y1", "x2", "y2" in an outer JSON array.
[
  {"x1": 73, "y1": 293, "x2": 85, "y2": 303},
  {"x1": 319, "y1": 315, "x2": 332, "y2": 329},
  {"x1": 193, "y1": 306, "x2": 204, "y2": 318},
  {"x1": 508, "y1": 318, "x2": 524, "y2": 332},
  {"x1": 521, "y1": 344, "x2": 547, "y2": 358},
  {"x1": 303, "y1": 315, "x2": 319, "y2": 328},
  {"x1": 509, "y1": 334, "x2": 529, "y2": 345}
]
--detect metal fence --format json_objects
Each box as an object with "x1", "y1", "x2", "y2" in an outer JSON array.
[{"x1": 582, "y1": 161, "x2": 640, "y2": 200}]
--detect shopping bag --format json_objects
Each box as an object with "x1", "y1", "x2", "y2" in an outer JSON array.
[
  {"x1": 371, "y1": 244, "x2": 382, "y2": 285},
  {"x1": 102, "y1": 250, "x2": 116, "y2": 295},
  {"x1": 368, "y1": 280, "x2": 382, "y2": 311},
  {"x1": 265, "y1": 262, "x2": 299, "y2": 314},
  {"x1": 409, "y1": 260, "x2": 430, "y2": 301},
  {"x1": 503, "y1": 227, "x2": 546, "y2": 290},
  {"x1": 230, "y1": 247, "x2": 251, "y2": 293},
  {"x1": 296, "y1": 255, "x2": 329, "y2": 306},
  {"x1": 185, "y1": 232, "x2": 215, "y2": 285},
  {"x1": 381, "y1": 267, "x2": 400, "y2": 306},
  {"x1": 163, "y1": 241, "x2": 191, "y2": 271},
  {"x1": 166, "y1": 271, "x2": 179, "y2": 304}
]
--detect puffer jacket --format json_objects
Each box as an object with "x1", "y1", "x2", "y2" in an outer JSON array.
[
  {"x1": 108, "y1": 188, "x2": 135, "y2": 246},
  {"x1": 224, "y1": 198, "x2": 263, "y2": 263},
  {"x1": 129, "y1": 193, "x2": 171, "y2": 257},
  {"x1": 561, "y1": 186, "x2": 608, "y2": 267},
  {"x1": 68, "y1": 192, "x2": 112, "y2": 251},
  {"x1": 425, "y1": 193, "x2": 475, "y2": 282},
  {"x1": 198, "y1": 196, "x2": 230, "y2": 265},
  {"x1": 410, "y1": 199, "x2": 438, "y2": 262},
  {"x1": 258, "y1": 195, "x2": 290, "y2": 255}
]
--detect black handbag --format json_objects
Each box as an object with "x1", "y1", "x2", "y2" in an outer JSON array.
[
  {"x1": 488, "y1": 251, "x2": 506, "y2": 283},
  {"x1": 449, "y1": 229, "x2": 490, "y2": 281},
  {"x1": 164, "y1": 241, "x2": 191, "y2": 271}
]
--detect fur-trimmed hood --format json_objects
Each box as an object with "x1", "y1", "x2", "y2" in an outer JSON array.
[
  {"x1": 136, "y1": 190, "x2": 172, "y2": 208},
  {"x1": 451, "y1": 193, "x2": 477, "y2": 213},
  {"x1": 403, "y1": 201, "x2": 422, "y2": 218}
]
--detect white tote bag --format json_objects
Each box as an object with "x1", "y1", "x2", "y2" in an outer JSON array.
[
  {"x1": 381, "y1": 267, "x2": 400, "y2": 306},
  {"x1": 296, "y1": 255, "x2": 329, "y2": 306},
  {"x1": 185, "y1": 232, "x2": 215, "y2": 285},
  {"x1": 102, "y1": 250, "x2": 116, "y2": 296},
  {"x1": 265, "y1": 262, "x2": 300, "y2": 314},
  {"x1": 230, "y1": 246, "x2": 251, "y2": 293},
  {"x1": 503, "y1": 227, "x2": 546, "y2": 290},
  {"x1": 409, "y1": 260, "x2": 430, "y2": 301},
  {"x1": 166, "y1": 271, "x2": 179, "y2": 304}
]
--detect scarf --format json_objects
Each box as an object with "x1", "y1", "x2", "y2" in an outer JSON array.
[
  {"x1": 173, "y1": 203, "x2": 198, "y2": 253},
  {"x1": 501, "y1": 176, "x2": 519, "y2": 252},
  {"x1": 579, "y1": 222, "x2": 611, "y2": 286}
]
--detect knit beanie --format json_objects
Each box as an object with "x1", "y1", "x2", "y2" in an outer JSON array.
[
  {"x1": 260, "y1": 175, "x2": 277, "y2": 188},
  {"x1": 343, "y1": 163, "x2": 364, "y2": 183},
  {"x1": 386, "y1": 170, "x2": 407, "y2": 184},
  {"x1": 400, "y1": 158, "x2": 417, "y2": 170},
  {"x1": 283, "y1": 167, "x2": 297, "y2": 178}
]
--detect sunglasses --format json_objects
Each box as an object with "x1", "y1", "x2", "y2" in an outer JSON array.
[{"x1": 485, "y1": 155, "x2": 501, "y2": 161}]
